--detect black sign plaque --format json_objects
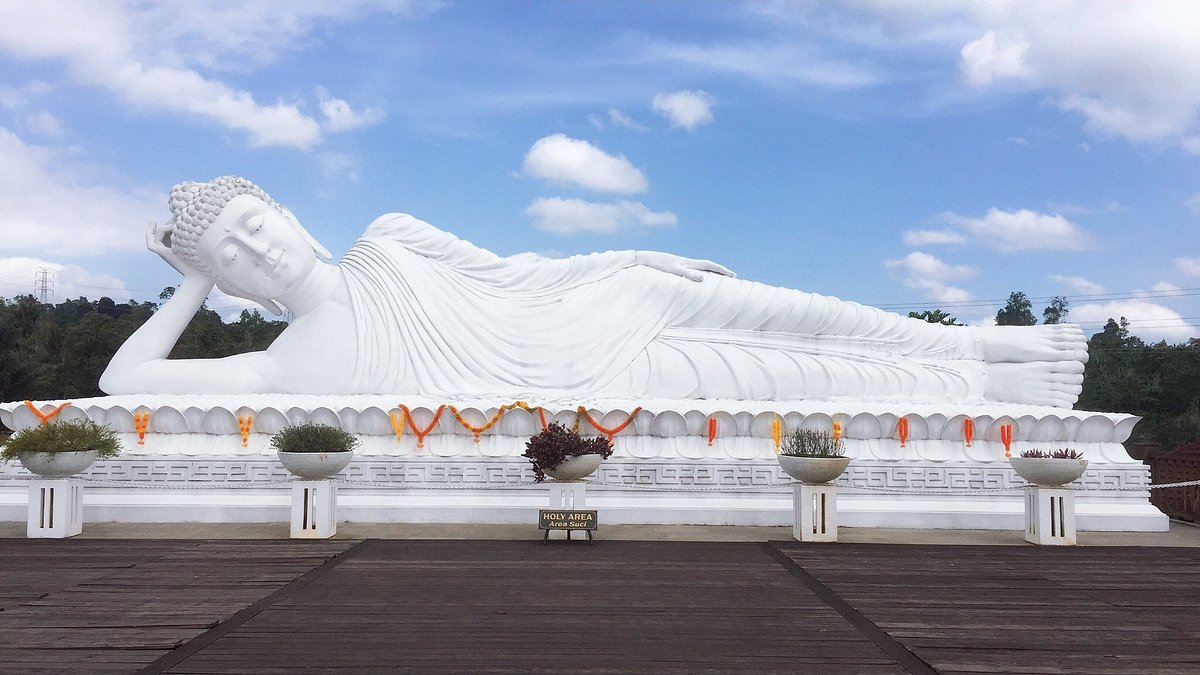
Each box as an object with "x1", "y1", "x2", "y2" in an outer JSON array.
[{"x1": 538, "y1": 509, "x2": 598, "y2": 543}]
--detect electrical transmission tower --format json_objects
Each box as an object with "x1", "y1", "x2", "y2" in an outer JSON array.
[{"x1": 34, "y1": 268, "x2": 55, "y2": 303}]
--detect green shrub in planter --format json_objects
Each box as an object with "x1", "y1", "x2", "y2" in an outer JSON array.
[
  {"x1": 270, "y1": 423, "x2": 360, "y2": 454},
  {"x1": 0, "y1": 419, "x2": 121, "y2": 461}
]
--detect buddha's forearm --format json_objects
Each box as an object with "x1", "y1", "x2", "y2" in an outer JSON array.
[{"x1": 100, "y1": 277, "x2": 213, "y2": 389}]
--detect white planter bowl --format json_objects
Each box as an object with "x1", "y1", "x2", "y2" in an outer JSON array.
[
  {"x1": 544, "y1": 454, "x2": 602, "y2": 481},
  {"x1": 277, "y1": 450, "x2": 354, "y2": 480},
  {"x1": 778, "y1": 455, "x2": 851, "y2": 484},
  {"x1": 19, "y1": 450, "x2": 98, "y2": 478},
  {"x1": 1010, "y1": 457, "x2": 1088, "y2": 487}
]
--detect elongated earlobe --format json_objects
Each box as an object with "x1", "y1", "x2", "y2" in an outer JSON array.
[{"x1": 282, "y1": 206, "x2": 332, "y2": 261}]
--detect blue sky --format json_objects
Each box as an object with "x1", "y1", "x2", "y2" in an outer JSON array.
[{"x1": 0, "y1": 1, "x2": 1198, "y2": 342}]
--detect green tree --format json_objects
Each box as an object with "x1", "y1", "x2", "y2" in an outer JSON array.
[
  {"x1": 995, "y1": 291, "x2": 1036, "y2": 326},
  {"x1": 907, "y1": 309, "x2": 962, "y2": 326},
  {"x1": 1042, "y1": 296, "x2": 1069, "y2": 324}
]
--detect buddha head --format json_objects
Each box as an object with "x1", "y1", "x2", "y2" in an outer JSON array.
[{"x1": 163, "y1": 176, "x2": 332, "y2": 314}]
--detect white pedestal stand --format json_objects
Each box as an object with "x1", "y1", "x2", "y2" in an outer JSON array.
[
  {"x1": 793, "y1": 483, "x2": 839, "y2": 543},
  {"x1": 1024, "y1": 487, "x2": 1076, "y2": 546},
  {"x1": 549, "y1": 482, "x2": 587, "y2": 509},
  {"x1": 546, "y1": 482, "x2": 588, "y2": 542},
  {"x1": 291, "y1": 480, "x2": 338, "y2": 539},
  {"x1": 28, "y1": 479, "x2": 83, "y2": 538}
]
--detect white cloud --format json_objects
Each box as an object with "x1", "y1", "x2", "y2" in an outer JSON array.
[
  {"x1": 1175, "y1": 257, "x2": 1200, "y2": 277},
  {"x1": 522, "y1": 134, "x2": 648, "y2": 194},
  {"x1": 1072, "y1": 300, "x2": 1196, "y2": 343},
  {"x1": 884, "y1": 251, "x2": 976, "y2": 303},
  {"x1": 316, "y1": 87, "x2": 385, "y2": 133},
  {"x1": 902, "y1": 228, "x2": 966, "y2": 246},
  {"x1": 1185, "y1": 192, "x2": 1200, "y2": 216},
  {"x1": 0, "y1": 2, "x2": 415, "y2": 148},
  {"x1": 23, "y1": 111, "x2": 63, "y2": 138},
  {"x1": 642, "y1": 40, "x2": 881, "y2": 89},
  {"x1": 608, "y1": 108, "x2": 646, "y2": 131},
  {"x1": 1150, "y1": 281, "x2": 1184, "y2": 297},
  {"x1": 0, "y1": 257, "x2": 131, "y2": 301},
  {"x1": 1050, "y1": 274, "x2": 1104, "y2": 295},
  {"x1": 951, "y1": 2, "x2": 1200, "y2": 150},
  {"x1": 318, "y1": 152, "x2": 360, "y2": 180},
  {"x1": 938, "y1": 208, "x2": 1090, "y2": 251},
  {"x1": 524, "y1": 198, "x2": 677, "y2": 235},
  {"x1": 0, "y1": 128, "x2": 162, "y2": 256},
  {"x1": 652, "y1": 90, "x2": 715, "y2": 130},
  {"x1": 959, "y1": 31, "x2": 1030, "y2": 87}
]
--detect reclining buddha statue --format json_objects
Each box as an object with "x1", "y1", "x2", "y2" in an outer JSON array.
[{"x1": 100, "y1": 176, "x2": 1087, "y2": 407}]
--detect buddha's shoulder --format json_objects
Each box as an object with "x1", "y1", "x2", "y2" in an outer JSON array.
[{"x1": 363, "y1": 212, "x2": 444, "y2": 238}]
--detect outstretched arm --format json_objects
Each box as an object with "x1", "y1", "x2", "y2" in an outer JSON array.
[
  {"x1": 99, "y1": 223, "x2": 272, "y2": 394},
  {"x1": 632, "y1": 251, "x2": 735, "y2": 282}
]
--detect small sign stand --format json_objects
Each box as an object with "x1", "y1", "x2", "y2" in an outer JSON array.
[{"x1": 541, "y1": 481, "x2": 597, "y2": 544}]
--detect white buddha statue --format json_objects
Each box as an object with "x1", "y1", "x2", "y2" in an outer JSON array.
[{"x1": 100, "y1": 176, "x2": 1087, "y2": 407}]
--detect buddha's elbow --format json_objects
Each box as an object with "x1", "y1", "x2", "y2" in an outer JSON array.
[{"x1": 98, "y1": 365, "x2": 133, "y2": 395}]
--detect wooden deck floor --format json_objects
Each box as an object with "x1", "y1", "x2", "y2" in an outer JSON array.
[{"x1": 0, "y1": 538, "x2": 1196, "y2": 674}]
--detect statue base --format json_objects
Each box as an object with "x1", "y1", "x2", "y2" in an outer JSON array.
[{"x1": 0, "y1": 396, "x2": 1166, "y2": 532}]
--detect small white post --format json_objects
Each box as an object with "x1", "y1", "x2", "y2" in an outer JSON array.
[
  {"x1": 549, "y1": 482, "x2": 587, "y2": 509},
  {"x1": 28, "y1": 479, "x2": 84, "y2": 538},
  {"x1": 1024, "y1": 487, "x2": 1076, "y2": 546},
  {"x1": 794, "y1": 483, "x2": 839, "y2": 542},
  {"x1": 291, "y1": 480, "x2": 338, "y2": 539}
]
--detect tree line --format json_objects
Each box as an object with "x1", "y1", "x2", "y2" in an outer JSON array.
[
  {"x1": 0, "y1": 292, "x2": 286, "y2": 410},
  {"x1": 1, "y1": 291, "x2": 1196, "y2": 450}
]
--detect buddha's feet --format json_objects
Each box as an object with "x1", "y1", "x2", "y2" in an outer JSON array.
[{"x1": 979, "y1": 324, "x2": 1088, "y2": 407}]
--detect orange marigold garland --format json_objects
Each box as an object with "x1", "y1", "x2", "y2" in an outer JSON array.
[
  {"x1": 448, "y1": 402, "x2": 528, "y2": 443},
  {"x1": 579, "y1": 406, "x2": 641, "y2": 442},
  {"x1": 707, "y1": 417, "x2": 718, "y2": 446},
  {"x1": 963, "y1": 418, "x2": 975, "y2": 447},
  {"x1": 237, "y1": 414, "x2": 254, "y2": 448},
  {"x1": 389, "y1": 410, "x2": 406, "y2": 442},
  {"x1": 398, "y1": 404, "x2": 445, "y2": 449},
  {"x1": 134, "y1": 411, "x2": 151, "y2": 446},
  {"x1": 24, "y1": 400, "x2": 72, "y2": 427},
  {"x1": 771, "y1": 417, "x2": 782, "y2": 453},
  {"x1": 832, "y1": 419, "x2": 843, "y2": 442},
  {"x1": 897, "y1": 417, "x2": 909, "y2": 448}
]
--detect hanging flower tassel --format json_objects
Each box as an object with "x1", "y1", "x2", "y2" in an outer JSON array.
[
  {"x1": 536, "y1": 407, "x2": 549, "y2": 431},
  {"x1": 134, "y1": 412, "x2": 151, "y2": 446},
  {"x1": 897, "y1": 417, "x2": 909, "y2": 448},
  {"x1": 237, "y1": 414, "x2": 254, "y2": 448},
  {"x1": 1000, "y1": 423, "x2": 1013, "y2": 458},
  {"x1": 24, "y1": 400, "x2": 72, "y2": 427},
  {"x1": 771, "y1": 418, "x2": 782, "y2": 453},
  {"x1": 963, "y1": 418, "x2": 975, "y2": 447},
  {"x1": 579, "y1": 406, "x2": 642, "y2": 443},
  {"x1": 707, "y1": 416, "x2": 718, "y2": 446},
  {"x1": 832, "y1": 419, "x2": 843, "y2": 442},
  {"x1": 398, "y1": 404, "x2": 445, "y2": 449},
  {"x1": 389, "y1": 410, "x2": 406, "y2": 443}
]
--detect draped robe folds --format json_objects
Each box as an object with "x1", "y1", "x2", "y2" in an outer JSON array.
[{"x1": 339, "y1": 214, "x2": 985, "y2": 402}]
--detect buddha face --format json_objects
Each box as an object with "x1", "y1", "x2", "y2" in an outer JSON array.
[{"x1": 194, "y1": 194, "x2": 317, "y2": 301}]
